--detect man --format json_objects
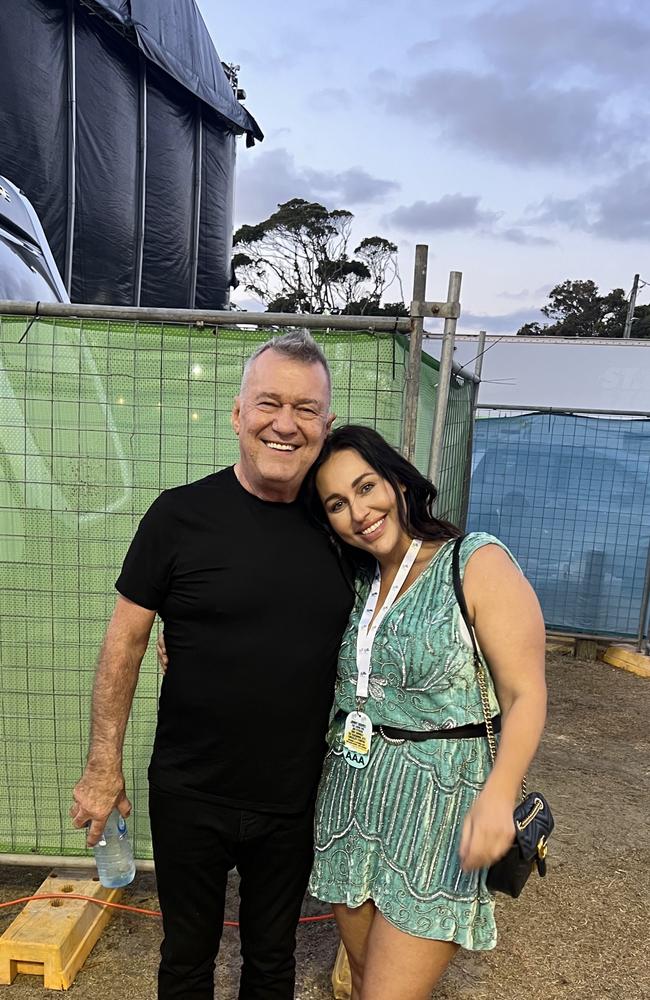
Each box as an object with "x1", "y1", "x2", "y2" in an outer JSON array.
[{"x1": 71, "y1": 331, "x2": 353, "y2": 999}]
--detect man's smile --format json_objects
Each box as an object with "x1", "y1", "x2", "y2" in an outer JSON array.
[{"x1": 264, "y1": 441, "x2": 298, "y2": 452}]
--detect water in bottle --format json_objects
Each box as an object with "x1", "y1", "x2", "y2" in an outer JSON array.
[{"x1": 93, "y1": 809, "x2": 136, "y2": 888}]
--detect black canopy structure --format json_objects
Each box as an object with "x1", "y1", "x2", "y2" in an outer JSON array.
[{"x1": 0, "y1": 0, "x2": 263, "y2": 308}]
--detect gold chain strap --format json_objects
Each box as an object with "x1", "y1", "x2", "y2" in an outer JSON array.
[
  {"x1": 474, "y1": 648, "x2": 527, "y2": 800},
  {"x1": 474, "y1": 650, "x2": 498, "y2": 766},
  {"x1": 458, "y1": 546, "x2": 527, "y2": 803}
]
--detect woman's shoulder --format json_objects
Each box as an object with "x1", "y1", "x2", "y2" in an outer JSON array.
[{"x1": 457, "y1": 532, "x2": 521, "y2": 572}]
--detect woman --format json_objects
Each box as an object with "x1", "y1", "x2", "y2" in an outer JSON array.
[{"x1": 305, "y1": 424, "x2": 546, "y2": 1000}]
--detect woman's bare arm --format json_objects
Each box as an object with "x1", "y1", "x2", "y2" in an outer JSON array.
[{"x1": 458, "y1": 544, "x2": 547, "y2": 871}]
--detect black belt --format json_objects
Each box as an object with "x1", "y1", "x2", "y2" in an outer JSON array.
[{"x1": 336, "y1": 711, "x2": 501, "y2": 742}]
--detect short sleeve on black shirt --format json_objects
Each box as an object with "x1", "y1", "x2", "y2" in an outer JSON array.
[{"x1": 116, "y1": 494, "x2": 173, "y2": 611}]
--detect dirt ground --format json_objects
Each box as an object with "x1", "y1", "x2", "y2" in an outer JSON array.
[{"x1": 1, "y1": 651, "x2": 649, "y2": 1000}]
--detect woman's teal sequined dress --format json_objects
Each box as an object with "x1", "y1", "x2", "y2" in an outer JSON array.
[{"x1": 309, "y1": 533, "x2": 517, "y2": 950}]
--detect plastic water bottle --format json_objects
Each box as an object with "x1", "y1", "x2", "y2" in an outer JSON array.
[{"x1": 93, "y1": 809, "x2": 136, "y2": 888}]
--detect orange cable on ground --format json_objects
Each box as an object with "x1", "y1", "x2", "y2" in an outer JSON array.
[
  {"x1": 0, "y1": 894, "x2": 162, "y2": 918},
  {"x1": 0, "y1": 893, "x2": 334, "y2": 927}
]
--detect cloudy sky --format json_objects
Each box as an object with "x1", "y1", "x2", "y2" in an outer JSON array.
[{"x1": 200, "y1": 0, "x2": 650, "y2": 336}]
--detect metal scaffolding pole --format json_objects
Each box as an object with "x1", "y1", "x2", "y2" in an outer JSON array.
[
  {"x1": 472, "y1": 330, "x2": 487, "y2": 388},
  {"x1": 623, "y1": 274, "x2": 640, "y2": 340},
  {"x1": 428, "y1": 271, "x2": 463, "y2": 493},
  {"x1": 0, "y1": 300, "x2": 413, "y2": 332},
  {"x1": 401, "y1": 245, "x2": 428, "y2": 462},
  {"x1": 134, "y1": 55, "x2": 148, "y2": 307},
  {"x1": 189, "y1": 101, "x2": 203, "y2": 309},
  {"x1": 476, "y1": 403, "x2": 650, "y2": 418},
  {"x1": 637, "y1": 543, "x2": 650, "y2": 653},
  {"x1": 64, "y1": 0, "x2": 77, "y2": 295},
  {"x1": 458, "y1": 330, "x2": 486, "y2": 528},
  {"x1": 0, "y1": 853, "x2": 155, "y2": 870}
]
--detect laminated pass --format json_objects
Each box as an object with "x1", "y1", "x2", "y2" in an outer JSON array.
[{"x1": 343, "y1": 539, "x2": 422, "y2": 769}]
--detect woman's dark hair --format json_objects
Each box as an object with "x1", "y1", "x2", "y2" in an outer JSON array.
[{"x1": 305, "y1": 424, "x2": 461, "y2": 575}]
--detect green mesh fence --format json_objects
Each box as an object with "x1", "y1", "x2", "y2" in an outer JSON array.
[
  {"x1": 410, "y1": 349, "x2": 474, "y2": 526},
  {"x1": 0, "y1": 315, "x2": 469, "y2": 859}
]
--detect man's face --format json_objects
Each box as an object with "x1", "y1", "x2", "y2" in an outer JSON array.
[{"x1": 231, "y1": 350, "x2": 334, "y2": 501}]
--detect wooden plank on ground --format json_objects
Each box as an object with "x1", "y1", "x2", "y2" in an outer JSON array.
[
  {"x1": 546, "y1": 641, "x2": 574, "y2": 655},
  {"x1": 601, "y1": 645, "x2": 650, "y2": 679},
  {"x1": 0, "y1": 867, "x2": 123, "y2": 990}
]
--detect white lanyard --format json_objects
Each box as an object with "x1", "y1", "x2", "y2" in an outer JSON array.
[{"x1": 355, "y1": 538, "x2": 422, "y2": 702}]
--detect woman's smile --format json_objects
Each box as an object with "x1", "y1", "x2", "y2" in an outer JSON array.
[{"x1": 358, "y1": 516, "x2": 386, "y2": 539}]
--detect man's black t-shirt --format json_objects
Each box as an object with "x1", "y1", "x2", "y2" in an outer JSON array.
[{"x1": 116, "y1": 467, "x2": 353, "y2": 813}]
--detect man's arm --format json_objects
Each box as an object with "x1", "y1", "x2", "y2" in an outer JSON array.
[{"x1": 71, "y1": 595, "x2": 156, "y2": 846}]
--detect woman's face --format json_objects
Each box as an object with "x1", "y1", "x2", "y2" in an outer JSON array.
[{"x1": 316, "y1": 448, "x2": 410, "y2": 564}]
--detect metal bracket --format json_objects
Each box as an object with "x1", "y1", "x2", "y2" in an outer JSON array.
[{"x1": 410, "y1": 300, "x2": 461, "y2": 319}]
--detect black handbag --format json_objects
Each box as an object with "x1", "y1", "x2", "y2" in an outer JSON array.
[{"x1": 452, "y1": 537, "x2": 554, "y2": 898}]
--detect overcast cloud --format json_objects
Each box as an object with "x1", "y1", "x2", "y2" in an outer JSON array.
[
  {"x1": 383, "y1": 196, "x2": 555, "y2": 246},
  {"x1": 455, "y1": 307, "x2": 546, "y2": 335},
  {"x1": 380, "y1": 1, "x2": 650, "y2": 169},
  {"x1": 472, "y1": 0, "x2": 650, "y2": 87},
  {"x1": 383, "y1": 195, "x2": 499, "y2": 232},
  {"x1": 235, "y1": 148, "x2": 400, "y2": 224},
  {"x1": 527, "y1": 164, "x2": 650, "y2": 241},
  {"x1": 379, "y1": 70, "x2": 639, "y2": 169}
]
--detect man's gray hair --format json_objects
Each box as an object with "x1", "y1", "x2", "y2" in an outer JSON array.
[{"x1": 240, "y1": 329, "x2": 331, "y2": 397}]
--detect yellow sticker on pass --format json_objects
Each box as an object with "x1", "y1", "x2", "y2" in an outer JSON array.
[{"x1": 343, "y1": 711, "x2": 372, "y2": 756}]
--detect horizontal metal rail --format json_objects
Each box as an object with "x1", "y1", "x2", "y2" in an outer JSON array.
[
  {"x1": 0, "y1": 853, "x2": 155, "y2": 870},
  {"x1": 547, "y1": 630, "x2": 635, "y2": 644},
  {"x1": 476, "y1": 403, "x2": 650, "y2": 418},
  {"x1": 424, "y1": 333, "x2": 650, "y2": 346},
  {"x1": 0, "y1": 301, "x2": 412, "y2": 333}
]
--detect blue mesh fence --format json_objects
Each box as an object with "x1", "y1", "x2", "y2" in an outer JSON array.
[{"x1": 467, "y1": 411, "x2": 650, "y2": 639}]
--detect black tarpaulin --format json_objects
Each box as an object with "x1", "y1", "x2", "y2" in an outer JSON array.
[
  {"x1": 0, "y1": 0, "x2": 69, "y2": 274},
  {"x1": 140, "y1": 67, "x2": 195, "y2": 308},
  {"x1": 72, "y1": 12, "x2": 139, "y2": 303},
  {"x1": 1, "y1": 1, "x2": 262, "y2": 308},
  {"x1": 89, "y1": 0, "x2": 263, "y2": 142},
  {"x1": 196, "y1": 122, "x2": 236, "y2": 309}
]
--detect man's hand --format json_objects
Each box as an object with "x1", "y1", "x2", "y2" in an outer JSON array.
[
  {"x1": 71, "y1": 595, "x2": 154, "y2": 846},
  {"x1": 156, "y1": 630, "x2": 169, "y2": 674},
  {"x1": 71, "y1": 767, "x2": 132, "y2": 847},
  {"x1": 459, "y1": 787, "x2": 515, "y2": 872}
]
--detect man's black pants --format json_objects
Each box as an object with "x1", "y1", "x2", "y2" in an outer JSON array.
[{"x1": 149, "y1": 787, "x2": 316, "y2": 1000}]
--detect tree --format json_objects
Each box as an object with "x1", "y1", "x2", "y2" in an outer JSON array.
[
  {"x1": 599, "y1": 287, "x2": 629, "y2": 337},
  {"x1": 516, "y1": 321, "x2": 543, "y2": 336},
  {"x1": 631, "y1": 304, "x2": 650, "y2": 338},
  {"x1": 233, "y1": 199, "x2": 405, "y2": 315},
  {"x1": 540, "y1": 279, "x2": 601, "y2": 337},
  {"x1": 516, "y1": 279, "x2": 649, "y2": 338}
]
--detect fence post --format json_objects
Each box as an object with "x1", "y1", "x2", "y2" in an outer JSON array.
[
  {"x1": 637, "y1": 541, "x2": 650, "y2": 653},
  {"x1": 401, "y1": 245, "x2": 428, "y2": 463},
  {"x1": 472, "y1": 329, "x2": 487, "y2": 388},
  {"x1": 458, "y1": 329, "x2": 486, "y2": 529},
  {"x1": 64, "y1": 0, "x2": 77, "y2": 295},
  {"x1": 134, "y1": 54, "x2": 147, "y2": 307},
  {"x1": 428, "y1": 271, "x2": 462, "y2": 497},
  {"x1": 189, "y1": 99, "x2": 203, "y2": 309}
]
